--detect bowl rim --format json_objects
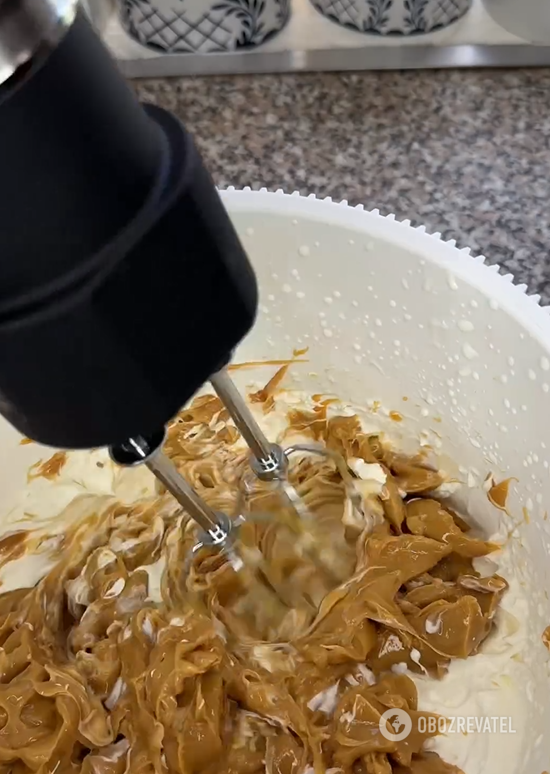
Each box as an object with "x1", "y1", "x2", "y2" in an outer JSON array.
[{"x1": 220, "y1": 186, "x2": 550, "y2": 353}]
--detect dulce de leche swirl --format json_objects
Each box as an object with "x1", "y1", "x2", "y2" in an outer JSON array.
[{"x1": 0, "y1": 389, "x2": 505, "y2": 774}]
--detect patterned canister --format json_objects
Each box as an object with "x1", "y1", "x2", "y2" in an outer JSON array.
[
  {"x1": 119, "y1": 0, "x2": 290, "y2": 53},
  {"x1": 309, "y1": 0, "x2": 471, "y2": 35}
]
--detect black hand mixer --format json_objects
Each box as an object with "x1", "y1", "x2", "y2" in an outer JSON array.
[{"x1": 0, "y1": 1, "x2": 354, "y2": 601}]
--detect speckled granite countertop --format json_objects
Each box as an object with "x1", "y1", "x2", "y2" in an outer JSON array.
[{"x1": 136, "y1": 69, "x2": 550, "y2": 302}]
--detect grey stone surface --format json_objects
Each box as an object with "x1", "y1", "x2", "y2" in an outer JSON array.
[{"x1": 136, "y1": 69, "x2": 550, "y2": 302}]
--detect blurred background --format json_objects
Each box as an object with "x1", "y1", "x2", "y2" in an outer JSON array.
[{"x1": 87, "y1": 0, "x2": 550, "y2": 303}]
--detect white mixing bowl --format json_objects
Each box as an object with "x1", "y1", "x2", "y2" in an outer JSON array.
[{"x1": 0, "y1": 188, "x2": 548, "y2": 773}]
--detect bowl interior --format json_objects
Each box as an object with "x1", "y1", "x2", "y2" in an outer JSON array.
[
  {"x1": 0, "y1": 190, "x2": 547, "y2": 772},
  {"x1": 224, "y1": 190, "x2": 550, "y2": 773}
]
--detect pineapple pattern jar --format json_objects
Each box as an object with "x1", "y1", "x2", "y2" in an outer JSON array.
[
  {"x1": 120, "y1": 0, "x2": 290, "y2": 53},
  {"x1": 309, "y1": 0, "x2": 472, "y2": 34}
]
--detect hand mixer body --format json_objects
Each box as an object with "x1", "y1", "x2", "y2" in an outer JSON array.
[
  {"x1": 0, "y1": 3, "x2": 257, "y2": 449},
  {"x1": 0, "y1": 3, "x2": 332, "y2": 605}
]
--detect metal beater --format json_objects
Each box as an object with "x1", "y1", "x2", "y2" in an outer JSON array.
[
  {"x1": 210, "y1": 367, "x2": 363, "y2": 571},
  {"x1": 109, "y1": 366, "x2": 361, "y2": 600},
  {"x1": 109, "y1": 431, "x2": 240, "y2": 566},
  {"x1": 0, "y1": 0, "x2": 358, "y2": 616}
]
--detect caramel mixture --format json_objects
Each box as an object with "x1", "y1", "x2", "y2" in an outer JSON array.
[
  {"x1": 0, "y1": 392, "x2": 507, "y2": 774},
  {"x1": 27, "y1": 451, "x2": 68, "y2": 482}
]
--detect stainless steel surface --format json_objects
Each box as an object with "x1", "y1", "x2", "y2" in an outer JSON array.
[
  {"x1": 211, "y1": 368, "x2": 277, "y2": 468},
  {"x1": 109, "y1": 432, "x2": 166, "y2": 467},
  {"x1": 249, "y1": 442, "x2": 288, "y2": 482},
  {"x1": 0, "y1": 0, "x2": 77, "y2": 85},
  {"x1": 112, "y1": 434, "x2": 228, "y2": 540},
  {"x1": 114, "y1": 436, "x2": 239, "y2": 568},
  {"x1": 118, "y1": 43, "x2": 550, "y2": 77},
  {"x1": 111, "y1": 434, "x2": 231, "y2": 545},
  {"x1": 145, "y1": 447, "x2": 224, "y2": 536},
  {"x1": 210, "y1": 370, "x2": 344, "y2": 583}
]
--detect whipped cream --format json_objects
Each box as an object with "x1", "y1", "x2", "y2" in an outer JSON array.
[
  {"x1": 0, "y1": 389, "x2": 531, "y2": 774},
  {"x1": 413, "y1": 545, "x2": 529, "y2": 774}
]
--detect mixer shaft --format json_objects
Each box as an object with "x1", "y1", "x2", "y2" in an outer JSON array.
[
  {"x1": 210, "y1": 368, "x2": 288, "y2": 481},
  {"x1": 110, "y1": 433, "x2": 236, "y2": 555}
]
